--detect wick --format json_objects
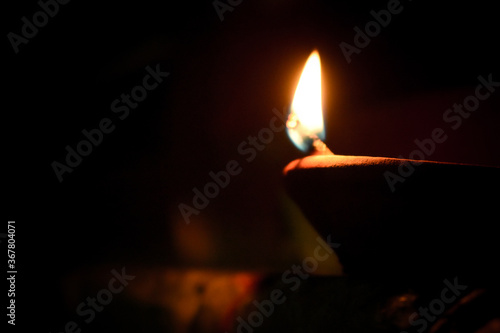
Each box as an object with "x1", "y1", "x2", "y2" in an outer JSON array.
[
  {"x1": 286, "y1": 112, "x2": 333, "y2": 155},
  {"x1": 311, "y1": 136, "x2": 333, "y2": 155}
]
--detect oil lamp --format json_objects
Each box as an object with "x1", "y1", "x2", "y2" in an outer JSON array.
[{"x1": 283, "y1": 51, "x2": 500, "y2": 286}]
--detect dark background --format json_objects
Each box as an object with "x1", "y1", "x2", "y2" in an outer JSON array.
[{"x1": 4, "y1": 0, "x2": 499, "y2": 332}]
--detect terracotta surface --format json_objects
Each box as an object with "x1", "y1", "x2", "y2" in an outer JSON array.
[{"x1": 284, "y1": 155, "x2": 500, "y2": 285}]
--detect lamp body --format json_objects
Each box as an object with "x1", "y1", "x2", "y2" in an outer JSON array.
[{"x1": 284, "y1": 155, "x2": 500, "y2": 285}]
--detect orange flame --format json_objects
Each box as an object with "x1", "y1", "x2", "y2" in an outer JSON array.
[{"x1": 287, "y1": 50, "x2": 325, "y2": 152}]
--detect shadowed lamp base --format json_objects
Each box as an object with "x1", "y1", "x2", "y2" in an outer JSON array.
[{"x1": 284, "y1": 155, "x2": 500, "y2": 286}]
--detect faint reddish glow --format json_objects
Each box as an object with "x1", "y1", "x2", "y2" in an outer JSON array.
[{"x1": 122, "y1": 269, "x2": 261, "y2": 333}]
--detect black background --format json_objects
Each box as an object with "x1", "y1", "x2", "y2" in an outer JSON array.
[{"x1": 4, "y1": 0, "x2": 500, "y2": 332}]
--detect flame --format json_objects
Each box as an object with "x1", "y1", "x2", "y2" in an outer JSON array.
[{"x1": 287, "y1": 50, "x2": 325, "y2": 152}]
